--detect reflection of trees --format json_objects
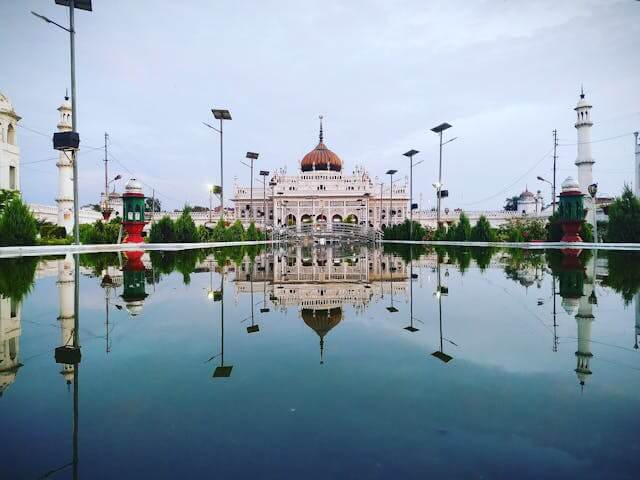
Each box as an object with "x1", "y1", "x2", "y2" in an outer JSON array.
[
  {"x1": 382, "y1": 243, "x2": 430, "y2": 262},
  {"x1": 470, "y1": 247, "x2": 497, "y2": 271},
  {"x1": 503, "y1": 249, "x2": 546, "y2": 287},
  {"x1": 79, "y1": 252, "x2": 120, "y2": 277},
  {"x1": 601, "y1": 251, "x2": 640, "y2": 305},
  {"x1": 0, "y1": 257, "x2": 38, "y2": 302}
]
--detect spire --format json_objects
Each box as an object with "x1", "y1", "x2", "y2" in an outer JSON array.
[
  {"x1": 319, "y1": 115, "x2": 324, "y2": 143},
  {"x1": 65, "y1": 88, "x2": 69, "y2": 101},
  {"x1": 580, "y1": 84, "x2": 585, "y2": 99}
]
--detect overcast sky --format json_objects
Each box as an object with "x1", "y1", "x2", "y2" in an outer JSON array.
[{"x1": 2, "y1": 0, "x2": 639, "y2": 211}]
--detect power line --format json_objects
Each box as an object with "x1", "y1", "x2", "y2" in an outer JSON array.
[
  {"x1": 558, "y1": 132, "x2": 635, "y2": 146},
  {"x1": 459, "y1": 148, "x2": 553, "y2": 206}
]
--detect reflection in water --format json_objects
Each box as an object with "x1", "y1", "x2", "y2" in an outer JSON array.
[{"x1": 2, "y1": 246, "x2": 640, "y2": 478}]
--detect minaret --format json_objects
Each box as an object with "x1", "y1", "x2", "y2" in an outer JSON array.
[
  {"x1": 0, "y1": 91, "x2": 21, "y2": 191},
  {"x1": 57, "y1": 254, "x2": 76, "y2": 385},
  {"x1": 575, "y1": 255, "x2": 595, "y2": 390},
  {"x1": 0, "y1": 294, "x2": 22, "y2": 397},
  {"x1": 574, "y1": 87, "x2": 595, "y2": 226},
  {"x1": 56, "y1": 94, "x2": 74, "y2": 234},
  {"x1": 634, "y1": 132, "x2": 639, "y2": 198}
]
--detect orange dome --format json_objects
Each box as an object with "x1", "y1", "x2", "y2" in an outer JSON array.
[{"x1": 300, "y1": 116, "x2": 342, "y2": 172}]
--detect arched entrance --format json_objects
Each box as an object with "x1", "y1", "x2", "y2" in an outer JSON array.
[
  {"x1": 332, "y1": 214, "x2": 342, "y2": 223},
  {"x1": 316, "y1": 214, "x2": 327, "y2": 223},
  {"x1": 301, "y1": 214, "x2": 313, "y2": 224},
  {"x1": 286, "y1": 213, "x2": 296, "y2": 226},
  {"x1": 344, "y1": 214, "x2": 358, "y2": 224}
]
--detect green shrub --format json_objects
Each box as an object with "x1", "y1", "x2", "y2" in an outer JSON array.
[
  {"x1": 0, "y1": 197, "x2": 38, "y2": 246},
  {"x1": 607, "y1": 185, "x2": 640, "y2": 243},
  {"x1": 454, "y1": 212, "x2": 471, "y2": 241},
  {"x1": 174, "y1": 208, "x2": 198, "y2": 243},
  {"x1": 0, "y1": 256, "x2": 38, "y2": 302},
  {"x1": 79, "y1": 219, "x2": 120, "y2": 244},
  {"x1": 225, "y1": 220, "x2": 245, "y2": 242},
  {"x1": 149, "y1": 216, "x2": 175, "y2": 243},
  {"x1": 470, "y1": 215, "x2": 495, "y2": 242}
]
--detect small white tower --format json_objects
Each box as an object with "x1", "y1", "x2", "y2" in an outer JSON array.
[
  {"x1": 56, "y1": 94, "x2": 74, "y2": 234},
  {"x1": 0, "y1": 91, "x2": 21, "y2": 191},
  {"x1": 574, "y1": 88, "x2": 595, "y2": 225},
  {"x1": 634, "y1": 132, "x2": 639, "y2": 198},
  {"x1": 57, "y1": 254, "x2": 76, "y2": 385}
]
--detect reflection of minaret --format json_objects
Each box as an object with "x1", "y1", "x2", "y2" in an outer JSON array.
[
  {"x1": 0, "y1": 295, "x2": 22, "y2": 397},
  {"x1": 57, "y1": 254, "x2": 76, "y2": 385},
  {"x1": 302, "y1": 307, "x2": 343, "y2": 364},
  {"x1": 634, "y1": 292, "x2": 640, "y2": 350},
  {"x1": 575, "y1": 254, "x2": 595, "y2": 389},
  {"x1": 121, "y1": 252, "x2": 148, "y2": 317}
]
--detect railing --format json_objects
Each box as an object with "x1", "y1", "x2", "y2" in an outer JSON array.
[{"x1": 275, "y1": 222, "x2": 380, "y2": 243}]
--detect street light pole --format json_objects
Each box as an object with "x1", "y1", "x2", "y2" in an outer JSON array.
[
  {"x1": 403, "y1": 150, "x2": 419, "y2": 240},
  {"x1": 588, "y1": 183, "x2": 598, "y2": 243},
  {"x1": 244, "y1": 152, "x2": 259, "y2": 224},
  {"x1": 430, "y1": 123, "x2": 452, "y2": 227},
  {"x1": 205, "y1": 108, "x2": 232, "y2": 221},
  {"x1": 386, "y1": 170, "x2": 397, "y2": 228},
  {"x1": 260, "y1": 170, "x2": 270, "y2": 233}
]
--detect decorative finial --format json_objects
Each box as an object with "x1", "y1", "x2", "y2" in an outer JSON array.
[
  {"x1": 580, "y1": 84, "x2": 585, "y2": 99},
  {"x1": 65, "y1": 88, "x2": 69, "y2": 101},
  {"x1": 319, "y1": 115, "x2": 324, "y2": 143}
]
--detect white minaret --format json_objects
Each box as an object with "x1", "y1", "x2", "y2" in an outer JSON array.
[
  {"x1": 634, "y1": 132, "x2": 639, "y2": 198},
  {"x1": 0, "y1": 91, "x2": 21, "y2": 191},
  {"x1": 56, "y1": 94, "x2": 74, "y2": 234},
  {"x1": 574, "y1": 87, "x2": 595, "y2": 225},
  {"x1": 57, "y1": 254, "x2": 76, "y2": 385}
]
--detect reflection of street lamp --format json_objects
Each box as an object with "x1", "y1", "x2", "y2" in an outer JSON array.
[
  {"x1": 386, "y1": 255, "x2": 399, "y2": 313},
  {"x1": 588, "y1": 183, "x2": 598, "y2": 243},
  {"x1": 405, "y1": 250, "x2": 419, "y2": 332},
  {"x1": 203, "y1": 108, "x2": 232, "y2": 220},
  {"x1": 432, "y1": 263, "x2": 453, "y2": 363},
  {"x1": 212, "y1": 271, "x2": 232, "y2": 378},
  {"x1": 403, "y1": 150, "x2": 420, "y2": 240},
  {"x1": 386, "y1": 170, "x2": 397, "y2": 228},
  {"x1": 430, "y1": 122, "x2": 453, "y2": 227}
]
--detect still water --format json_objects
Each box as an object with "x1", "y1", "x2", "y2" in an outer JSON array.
[{"x1": 1, "y1": 244, "x2": 639, "y2": 479}]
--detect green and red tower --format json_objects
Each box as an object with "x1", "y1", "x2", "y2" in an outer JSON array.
[
  {"x1": 558, "y1": 177, "x2": 585, "y2": 243},
  {"x1": 122, "y1": 178, "x2": 146, "y2": 244}
]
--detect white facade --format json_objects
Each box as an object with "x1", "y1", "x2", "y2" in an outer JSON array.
[
  {"x1": 56, "y1": 95, "x2": 75, "y2": 233},
  {"x1": 574, "y1": 88, "x2": 595, "y2": 226},
  {"x1": 233, "y1": 125, "x2": 408, "y2": 232},
  {"x1": 0, "y1": 92, "x2": 21, "y2": 191}
]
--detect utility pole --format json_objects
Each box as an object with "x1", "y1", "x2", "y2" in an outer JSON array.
[
  {"x1": 103, "y1": 132, "x2": 109, "y2": 213},
  {"x1": 552, "y1": 129, "x2": 558, "y2": 215},
  {"x1": 151, "y1": 189, "x2": 155, "y2": 224}
]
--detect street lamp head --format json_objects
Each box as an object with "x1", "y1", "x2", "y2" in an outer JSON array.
[
  {"x1": 431, "y1": 122, "x2": 452, "y2": 133},
  {"x1": 246, "y1": 152, "x2": 259, "y2": 160},
  {"x1": 386, "y1": 169, "x2": 398, "y2": 175},
  {"x1": 588, "y1": 183, "x2": 598, "y2": 198},
  {"x1": 212, "y1": 109, "x2": 232, "y2": 120},
  {"x1": 432, "y1": 182, "x2": 442, "y2": 189},
  {"x1": 536, "y1": 176, "x2": 545, "y2": 181},
  {"x1": 403, "y1": 149, "x2": 419, "y2": 158},
  {"x1": 259, "y1": 170, "x2": 270, "y2": 176},
  {"x1": 55, "y1": 0, "x2": 93, "y2": 11},
  {"x1": 114, "y1": 174, "x2": 122, "y2": 181}
]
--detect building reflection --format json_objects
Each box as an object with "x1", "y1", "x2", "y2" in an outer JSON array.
[
  {"x1": 0, "y1": 293, "x2": 22, "y2": 397},
  {"x1": 57, "y1": 254, "x2": 76, "y2": 385},
  {"x1": 234, "y1": 245, "x2": 408, "y2": 362},
  {"x1": 556, "y1": 251, "x2": 596, "y2": 390}
]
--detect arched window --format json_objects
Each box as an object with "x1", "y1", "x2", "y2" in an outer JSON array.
[{"x1": 7, "y1": 123, "x2": 15, "y2": 145}]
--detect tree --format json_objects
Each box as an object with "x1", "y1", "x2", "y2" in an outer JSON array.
[
  {"x1": 433, "y1": 224, "x2": 447, "y2": 241},
  {"x1": 546, "y1": 213, "x2": 593, "y2": 242},
  {"x1": 145, "y1": 197, "x2": 162, "y2": 212},
  {"x1": 470, "y1": 215, "x2": 495, "y2": 242},
  {"x1": 174, "y1": 208, "x2": 198, "y2": 243},
  {"x1": 245, "y1": 222, "x2": 261, "y2": 241},
  {"x1": 454, "y1": 212, "x2": 471, "y2": 241},
  {"x1": 0, "y1": 189, "x2": 19, "y2": 213},
  {"x1": 607, "y1": 185, "x2": 640, "y2": 243},
  {"x1": 149, "y1": 216, "x2": 175, "y2": 243},
  {"x1": 0, "y1": 197, "x2": 37, "y2": 246},
  {"x1": 210, "y1": 218, "x2": 227, "y2": 242},
  {"x1": 504, "y1": 196, "x2": 519, "y2": 211},
  {"x1": 225, "y1": 220, "x2": 245, "y2": 242}
]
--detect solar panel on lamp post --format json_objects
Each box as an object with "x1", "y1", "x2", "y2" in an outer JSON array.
[
  {"x1": 430, "y1": 122, "x2": 452, "y2": 227},
  {"x1": 403, "y1": 150, "x2": 419, "y2": 240},
  {"x1": 386, "y1": 170, "x2": 398, "y2": 229}
]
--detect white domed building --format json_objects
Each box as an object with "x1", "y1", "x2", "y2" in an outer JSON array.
[{"x1": 232, "y1": 118, "x2": 408, "y2": 232}]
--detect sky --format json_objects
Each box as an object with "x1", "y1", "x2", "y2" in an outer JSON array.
[{"x1": 1, "y1": 0, "x2": 639, "y2": 211}]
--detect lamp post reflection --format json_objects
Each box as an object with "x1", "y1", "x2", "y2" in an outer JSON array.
[
  {"x1": 404, "y1": 248, "x2": 419, "y2": 332},
  {"x1": 386, "y1": 254, "x2": 399, "y2": 314},
  {"x1": 212, "y1": 265, "x2": 232, "y2": 378},
  {"x1": 432, "y1": 262, "x2": 453, "y2": 363}
]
